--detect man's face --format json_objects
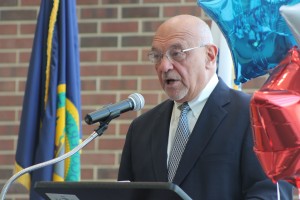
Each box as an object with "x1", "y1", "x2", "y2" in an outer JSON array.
[{"x1": 151, "y1": 28, "x2": 210, "y2": 103}]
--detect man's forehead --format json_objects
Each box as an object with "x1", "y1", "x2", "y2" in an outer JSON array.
[
  {"x1": 150, "y1": 43, "x2": 184, "y2": 51},
  {"x1": 152, "y1": 31, "x2": 194, "y2": 48}
]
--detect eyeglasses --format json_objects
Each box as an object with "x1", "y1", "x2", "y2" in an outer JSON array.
[{"x1": 147, "y1": 45, "x2": 206, "y2": 64}]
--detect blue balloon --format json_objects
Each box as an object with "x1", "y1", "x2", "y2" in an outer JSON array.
[{"x1": 197, "y1": 0, "x2": 299, "y2": 84}]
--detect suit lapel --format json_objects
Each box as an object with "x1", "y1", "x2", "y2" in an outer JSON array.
[
  {"x1": 150, "y1": 100, "x2": 174, "y2": 182},
  {"x1": 173, "y1": 79, "x2": 231, "y2": 185}
]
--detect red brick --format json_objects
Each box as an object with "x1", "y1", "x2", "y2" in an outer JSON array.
[
  {"x1": 122, "y1": 7, "x2": 159, "y2": 18},
  {"x1": 17, "y1": 109, "x2": 22, "y2": 121},
  {"x1": 101, "y1": 50, "x2": 138, "y2": 62},
  {"x1": 163, "y1": 5, "x2": 203, "y2": 17},
  {"x1": 120, "y1": 123, "x2": 130, "y2": 135},
  {"x1": 122, "y1": 36, "x2": 152, "y2": 47},
  {"x1": 81, "y1": 79, "x2": 97, "y2": 91},
  {"x1": 142, "y1": 20, "x2": 163, "y2": 32},
  {"x1": 81, "y1": 8, "x2": 117, "y2": 19},
  {"x1": 0, "y1": 139, "x2": 14, "y2": 150},
  {"x1": 0, "y1": 38, "x2": 33, "y2": 49},
  {"x1": 97, "y1": 168, "x2": 118, "y2": 179},
  {"x1": 0, "y1": 95, "x2": 23, "y2": 106},
  {"x1": 140, "y1": 93, "x2": 161, "y2": 105},
  {"x1": 141, "y1": 79, "x2": 161, "y2": 90},
  {"x1": 78, "y1": 22, "x2": 98, "y2": 34},
  {"x1": 82, "y1": 123, "x2": 95, "y2": 136},
  {"x1": 77, "y1": 0, "x2": 98, "y2": 5},
  {"x1": 81, "y1": 94, "x2": 116, "y2": 106},
  {"x1": 0, "y1": 0, "x2": 17, "y2": 6},
  {"x1": 21, "y1": 0, "x2": 40, "y2": 6},
  {"x1": 0, "y1": 24, "x2": 17, "y2": 35},
  {"x1": 1, "y1": 10, "x2": 37, "y2": 20},
  {"x1": 81, "y1": 37, "x2": 118, "y2": 48},
  {"x1": 0, "y1": 169, "x2": 13, "y2": 179},
  {"x1": 97, "y1": 138, "x2": 125, "y2": 150},
  {"x1": 144, "y1": 0, "x2": 179, "y2": 2},
  {"x1": 121, "y1": 64, "x2": 156, "y2": 76},
  {"x1": 0, "y1": 66, "x2": 28, "y2": 78},
  {"x1": 81, "y1": 168, "x2": 94, "y2": 180},
  {"x1": 80, "y1": 65, "x2": 118, "y2": 76},
  {"x1": 80, "y1": 50, "x2": 97, "y2": 62},
  {"x1": 18, "y1": 80, "x2": 27, "y2": 92},
  {"x1": 19, "y1": 52, "x2": 31, "y2": 63},
  {"x1": 0, "y1": 110, "x2": 15, "y2": 121},
  {"x1": 0, "y1": 154, "x2": 15, "y2": 165},
  {"x1": 0, "y1": 124, "x2": 19, "y2": 136},
  {"x1": 81, "y1": 153, "x2": 115, "y2": 165},
  {"x1": 101, "y1": 22, "x2": 138, "y2": 33},
  {"x1": 0, "y1": 52, "x2": 16, "y2": 63},
  {"x1": 0, "y1": 80, "x2": 15, "y2": 92},
  {"x1": 102, "y1": 0, "x2": 138, "y2": 4},
  {"x1": 20, "y1": 24, "x2": 36, "y2": 34},
  {"x1": 100, "y1": 79, "x2": 137, "y2": 90}
]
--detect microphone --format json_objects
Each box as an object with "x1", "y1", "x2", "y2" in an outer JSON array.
[{"x1": 85, "y1": 93, "x2": 145, "y2": 125}]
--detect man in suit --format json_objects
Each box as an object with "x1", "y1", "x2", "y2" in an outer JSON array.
[{"x1": 118, "y1": 14, "x2": 293, "y2": 199}]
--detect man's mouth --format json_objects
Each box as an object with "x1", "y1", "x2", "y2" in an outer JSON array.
[{"x1": 165, "y1": 79, "x2": 179, "y2": 85}]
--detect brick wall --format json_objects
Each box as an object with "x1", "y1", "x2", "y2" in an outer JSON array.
[{"x1": 0, "y1": 0, "x2": 266, "y2": 199}]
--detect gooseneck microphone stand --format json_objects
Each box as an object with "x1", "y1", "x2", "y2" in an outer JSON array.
[{"x1": 0, "y1": 112, "x2": 120, "y2": 200}]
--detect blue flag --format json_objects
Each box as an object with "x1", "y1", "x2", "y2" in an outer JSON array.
[{"x1": 14, "y1": 0, "x2": 82, "y2": 199}]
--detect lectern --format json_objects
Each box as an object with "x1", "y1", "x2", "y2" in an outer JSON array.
[{"x1": 34, "y1": 181, "x2": 192, "y2": 200}]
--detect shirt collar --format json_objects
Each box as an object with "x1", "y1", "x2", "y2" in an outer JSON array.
[{"x1": 174, "y1": 74, "x2": 219, "y2": 117}]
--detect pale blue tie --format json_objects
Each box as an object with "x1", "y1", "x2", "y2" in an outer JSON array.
[{"x1": 168, "y1": 102, "x2": 191, "y2": 182}]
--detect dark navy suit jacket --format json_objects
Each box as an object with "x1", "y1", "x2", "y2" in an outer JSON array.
[{"x1": 118, "y1": 78, "x2": 292, "y2": 200}]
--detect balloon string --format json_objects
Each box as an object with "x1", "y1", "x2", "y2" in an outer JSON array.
[
  {"x1": 277, "y1": 182, "x2": 281, "y2": 200},
  {"x1": 296, "y1": 178, "x2": 300, "y2": 200}
]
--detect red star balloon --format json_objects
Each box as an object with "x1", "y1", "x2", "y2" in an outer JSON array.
[{"x1": 250, "y1": 47, "x2": 300, "y2": 188}]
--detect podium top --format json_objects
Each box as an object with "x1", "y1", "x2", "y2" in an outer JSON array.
[{"x1": 34, "y1": 181, "x2": 192, "y2": 200}]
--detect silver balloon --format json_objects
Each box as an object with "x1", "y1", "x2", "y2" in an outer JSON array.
[{"x1": 280, "y1": 3, "x2": 300, "y2": 47}]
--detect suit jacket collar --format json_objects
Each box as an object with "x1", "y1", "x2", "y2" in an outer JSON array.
[{"x1": 150, "y1": 100, "x2": 174, "y2": 181}]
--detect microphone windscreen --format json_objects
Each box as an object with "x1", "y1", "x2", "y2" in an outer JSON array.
[{"x1": 128, "y1": 93, "x2": 145, "y2": 111}]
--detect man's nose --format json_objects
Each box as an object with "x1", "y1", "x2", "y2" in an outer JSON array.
[{"x1": 157, "y1": 55, "x2": 173, "y2": 72}]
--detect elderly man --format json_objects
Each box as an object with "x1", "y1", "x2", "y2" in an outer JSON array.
[{"x1": 118, "y1": 14, "x2": 293, "y2": 200}]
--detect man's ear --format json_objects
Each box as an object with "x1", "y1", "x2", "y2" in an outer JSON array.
[{"x1": 206, "y1": 44, "x2": 218, "y2": 63}]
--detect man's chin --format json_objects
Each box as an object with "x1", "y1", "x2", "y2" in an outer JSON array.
[{"x1": 165, "y1": 90, "x2": 187, "y2": 102}]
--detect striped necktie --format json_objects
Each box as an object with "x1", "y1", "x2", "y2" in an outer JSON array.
[{"x1": 168, "y1": 102, "x2": 191, "y2": 182}]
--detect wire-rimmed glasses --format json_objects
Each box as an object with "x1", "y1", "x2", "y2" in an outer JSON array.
[{"x1": 148, "y1": 45, "x2": 206, "y2": 64}]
